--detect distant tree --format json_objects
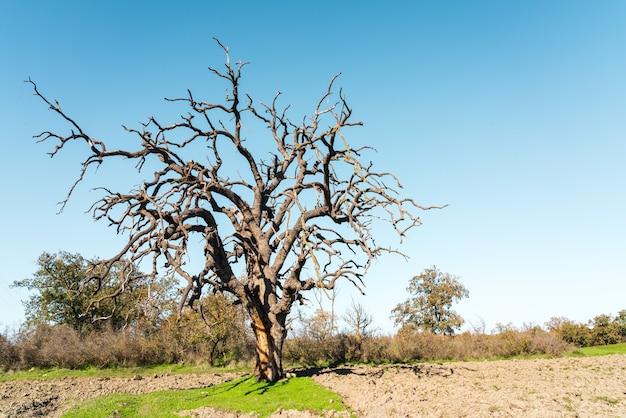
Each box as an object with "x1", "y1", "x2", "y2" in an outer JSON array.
[
  {"x1": 616, "y1": 310, "x2": 626, "y2": 340},
  {"x1": 546, "y1": 311, "x2": 626, "y2": 347},
  {"x1": 545, "y1": 317, "x2": 591, "y2": 346},
  {"x1": 392, "y1": 266, "x2": 468, "y2": 335},
  {"x1": 343, "y1": 301, "x2": 374, "y2": 340},
  {"x1": 468, "y1": 316, "x2": 487, "y2": 334},
  {"x1": 544, "y1": 316, "x2": 568, "y2": 332},
  {"x1": 589, "y1": 314, "x2": 621, "y2": 346},
  {"x1": 13, "y1": 252, "x2": 176, "y2": 333},
  {"x1": 301, "y1": 309, "x2": 337, "y2": 341},
  {"x1": 492, "y1": 322, "x2": 517, "y2": 334}
]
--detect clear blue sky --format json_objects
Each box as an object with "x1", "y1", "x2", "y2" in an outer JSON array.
[{"x1": 1, "y1": 1, "x2": 625, "y2": 332}]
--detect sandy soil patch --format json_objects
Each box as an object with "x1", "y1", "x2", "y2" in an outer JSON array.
[
  {"x1": 311, "y1": 355, "x2": 626, "y2": 417},
  {"x1": 0, "y1": 371, "x2": 241, "y2": 418}
]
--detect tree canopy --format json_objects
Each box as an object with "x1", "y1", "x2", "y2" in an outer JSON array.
[
  {"x1": 13, "y1": 252, "x2": 176, "y2": 333},
  {"x1": 392, "y1": 266, "x2": 468, "y2": 335}
]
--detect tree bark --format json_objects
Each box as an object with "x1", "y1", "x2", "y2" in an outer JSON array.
[{"x1": 250, "y1": 310, "x2": 285, "y2": 382}]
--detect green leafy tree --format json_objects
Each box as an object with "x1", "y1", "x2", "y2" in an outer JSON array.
[
  {"x1": 13, "y1": 252, "x2": 176, "y2": 333},
  {"x1": 614, "y1": 310, "x2": 626, "y2": 340},
  {"x1": 392, "y1": 266, "x2": 469, "y2": 335},
  {"x1": 589, "y1": 314, "x2": 621, "y2": 346},
  {"x1": 545, "y1": 316, "x2": 591, "y2": 346}
]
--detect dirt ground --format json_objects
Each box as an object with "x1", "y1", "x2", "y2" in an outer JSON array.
[
  {"x1": 0, "y1": 371, "x2": 242, "y2": 417},
  {"x1": 311, "y1": 355, "x2": 626, "y2": 417},
  {"x1": 1, "y1": 355, "x2": 624, "y2": 417}
]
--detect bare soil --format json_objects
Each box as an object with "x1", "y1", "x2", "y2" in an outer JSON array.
[
  {"x1": 1, "y1": 355, "x2": 624, "y2": 417},
  {"x1": 311, "y1": 355, "x2": 626, "y2": 417}
]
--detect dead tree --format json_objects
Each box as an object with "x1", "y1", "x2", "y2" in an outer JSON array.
[
  {"x1": 344, "y1": 301, "x2": 374, "y2": 341},
  {"x1": 29, "y1": 40, "x2": 433, "y2": 381}
]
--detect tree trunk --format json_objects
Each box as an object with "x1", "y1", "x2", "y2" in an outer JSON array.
[{"x1": 250, "y1": 311, "x2": 285, "y2": 382}]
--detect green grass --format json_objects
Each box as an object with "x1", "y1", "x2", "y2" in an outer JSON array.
[
  {"x1": 63, "y1": 376, "x2": 348, "y2": 418},
  {"x1": 568, "y1": 342, "x2": 626, "y2": 357},
  {"x1": 0, "y1": 363, "x2": 246, "y2": 382}
]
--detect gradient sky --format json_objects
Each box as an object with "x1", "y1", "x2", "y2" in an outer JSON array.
[{"x1": 1, "y1": 1, "x2": 625, "y2": 333}]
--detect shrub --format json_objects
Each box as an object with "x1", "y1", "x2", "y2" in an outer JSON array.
[
  {"x1": 360, "y1": 335, "x2": 391, "y2": 363},
  {"x1": 160, "y1": 295, "x2": 254, "y2": 366},
  {"x1": 556, "y1": 321, "x2": 591, "y2": 346},
  {"x1": 284, "y1": 334, "x2": 347, "y2": 366},
  {"x1": 0, "y1": 331, "x2": 17, "y2": 371},
  {"x1": 283, "y1": 326, "x2": 569, "y2": 366},
  {"x1": 546, "y1": 312, "x2": 626, "y2": 347},
  {"x1": 1, "y1": 319, "x2": 254, "y2": 371}
]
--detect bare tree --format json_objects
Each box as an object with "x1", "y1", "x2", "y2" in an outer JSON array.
[
  {"x1": 344, "y1": 301, "x2": 374, "y2": 340},
  {"x1": 28, "y1": 40, "x2": 433, "y2": 381},
  {"x1": 313, "y1": 287, "x2": 338, "y2": 336}
]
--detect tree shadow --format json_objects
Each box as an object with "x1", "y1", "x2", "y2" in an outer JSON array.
[
  {"x1": 293, "y1": 367, "x2": 354, "y2": 377},
  {"x1": 244, "y1": 380, "x2": 281, "y2": 395},
  {"x1": 204, "y1": 375, "x2": 254, "y2": 396},
  {"x1": 204, "y1": 376, "x2": 284, "y2": 397},
  {"x1": 291, "y1": 363, "x2": 456, "y2": 379}
]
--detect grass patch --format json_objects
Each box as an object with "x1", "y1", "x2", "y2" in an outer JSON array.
[
  {"x1": 0, "y1": 363, "x2": 246, "y2": 382},
  {"x1": 63, "y1": 376, "x2": 347, "y2": 418},
  {"x1": 567, "y1": 342, "x2": 626, "y2": 357},
  {"x1": 594, "y1": 395, "x2": 620, "y2": 406}
]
